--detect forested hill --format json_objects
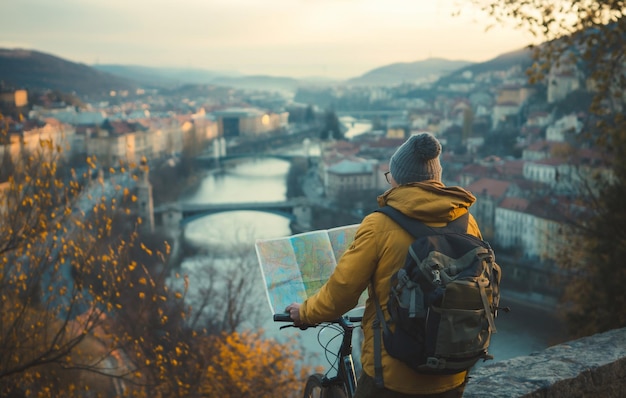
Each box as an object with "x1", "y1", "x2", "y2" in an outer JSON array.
[{"x1": 0, "y1": 48, "x2": 137, "y2": 98}]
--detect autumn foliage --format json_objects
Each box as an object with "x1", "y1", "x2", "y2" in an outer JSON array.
[{"x1": 0, "y1": 116, "x2": 307, "y2": 396}]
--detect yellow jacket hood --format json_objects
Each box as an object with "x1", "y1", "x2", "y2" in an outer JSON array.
[{"x1": 377, "y1": 181, "x2": 476, "y2": 225}]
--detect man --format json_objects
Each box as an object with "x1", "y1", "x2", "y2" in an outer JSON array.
[{"x1": 286, "y1": 133, "x2": 481, "y2": 398}]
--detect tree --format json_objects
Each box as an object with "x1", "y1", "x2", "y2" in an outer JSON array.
[
  {"x1": 466, "y1": 0, "x2": 626, "y2": 337},
  {"x1": 320, "y1": 110, "x2": 343, "y2": 140},
  {"x1": 0, "y1": 116, "x2": 189, "y2": 396},
  {"x1": 180, "y1": 125, "x2": 204, "y2": 176},
  {"x1": 166, "y1": 233, "x2": 311, "y2": 397},
  {"x1": 178, "y1": 249, "x2": 266, "y2": 334},
  {"x1": 199, "y1": 331, "x2": 308, "y2": 398},
  {"x1": 305, "y1": 105, "x2": 316, "y2": 124}
]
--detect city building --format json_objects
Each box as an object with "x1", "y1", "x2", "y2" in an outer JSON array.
[
  {"x1": 466, "y1": 178, "x2": 513, "y2": 241},
  {"x1": 212, "y1": 107, "x2": 288, "y2": 139},
  {"x1": 324, "y1": 159, "x2": 379, "y2": 201}
]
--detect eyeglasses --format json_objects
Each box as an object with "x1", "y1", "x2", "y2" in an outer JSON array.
[{"x1": 384, "y1": 171, "x2": 391, "y2": 184}]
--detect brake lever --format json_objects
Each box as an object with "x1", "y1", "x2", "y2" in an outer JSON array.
[{"x1": 279, "y1": 324, "x2": 313, "y2": 330}]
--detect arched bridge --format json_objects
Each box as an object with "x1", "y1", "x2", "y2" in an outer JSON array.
[
  {"x1": 154, "y1": 198, "x2": 312, "y2": 227},
  {"x1": 194, "y1": 153, "x2": 307, "y2": 168}
]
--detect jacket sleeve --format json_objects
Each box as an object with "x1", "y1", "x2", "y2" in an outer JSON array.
[{"x1": 300, "y1": 216, "x2": 379, "y2": 324}]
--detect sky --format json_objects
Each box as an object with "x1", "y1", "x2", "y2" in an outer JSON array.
[{"x1": 0, "y1": 0, "x2": 536, "y2": 79}]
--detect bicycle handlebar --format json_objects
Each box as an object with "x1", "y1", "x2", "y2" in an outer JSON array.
[
  {"x1": 273, "y1": 313, "x2": 294, "y2": 322},
  {"x1": 273, "y1": 313, "x2": 363, "y2": 324}
]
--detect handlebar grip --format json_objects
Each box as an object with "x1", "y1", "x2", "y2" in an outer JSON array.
[{"x1": 273, "y1": 313, "x2": 293, "y2": 322}]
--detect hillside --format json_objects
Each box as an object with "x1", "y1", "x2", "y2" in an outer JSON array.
[
  {"x1": 345, "y1": 58, "x2": 474, "y2": 86},
  {"x1": 94, "y1": 66, "x2": 314, "y2": 92},
  {"x1": 92, "y1": 64, "x2": 239, "y2": 89},
  {"x1": 0, "y1": 48, "x2": 137, "y2": 98},
  {"x1": 436, "y1": 47, "x2": 534, "y2": 85},
  {"x1": 211, "y1": 75, "x2": 302, "y2": 92}
]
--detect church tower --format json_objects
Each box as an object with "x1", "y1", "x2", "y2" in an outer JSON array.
[{"x1": 137, "y1": 158, "x2": 155, "y2": 232}]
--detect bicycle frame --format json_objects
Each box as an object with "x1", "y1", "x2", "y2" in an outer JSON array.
[{"x1": 274, "y1": 313, "x2": 362, "y2": 398}]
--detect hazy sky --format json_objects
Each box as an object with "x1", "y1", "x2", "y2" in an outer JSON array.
[{"x1": 1, "y1": 0, "x2": 535, "y2": 79}]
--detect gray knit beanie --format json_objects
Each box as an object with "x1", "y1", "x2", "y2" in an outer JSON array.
[{"x1": 389, "y1": 133, "x2": 442, "y2": 184}]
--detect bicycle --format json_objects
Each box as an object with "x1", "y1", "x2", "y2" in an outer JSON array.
[{"x1": 274, "y1": 313, "x2": 363, "y2": 398}]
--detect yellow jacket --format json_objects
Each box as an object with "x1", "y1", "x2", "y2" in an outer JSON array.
[{"x1": 300, "y1": 181, "x2": 482, "y2": 394}]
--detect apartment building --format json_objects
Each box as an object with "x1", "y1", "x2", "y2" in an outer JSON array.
[
  {"x1": 496, "y1": 196, "x2": 570, "y2": 262},
  {"x1": 324, "y1": 159, "x2": 379, "y2": 201},
  {"x1": 466, "y1": 178, "x2": 513, "y2": 241},
  {"x1": 0, "y1": 89, "x2": 28, "y2": 108},
  {"x1": 0, "y1": 119, "x2": 75, "y2": 163},
  {"x1": 85, "y1": 120, "x2": 151, "y2": 166},
  {"x1": 546, "y1": 113, "x2": 583, "y2": 142},
  {"x1": 547, "y1": 62, "x2": 581, "y2": 104},
  {"x1": 213, "y1": 107, "x2": 288, "y2": 139}
]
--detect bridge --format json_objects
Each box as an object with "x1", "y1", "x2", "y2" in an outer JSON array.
[
  {"x1": 154, "y1": 198, "x2": 312, "y2": 228},
  {"x1": 194, "y1": 152, "x2": 306, "y2": 168},
  {"x1": 336, "y1": 110, "x2": 407, "y2": 119}
]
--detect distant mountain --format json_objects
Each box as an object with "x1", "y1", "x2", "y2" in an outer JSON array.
[
  {"x1": 0, "y1": 48, "x2": 137, "y2": 97},
  {"x1": 345, "y1": 58, "x2": 474, "y2": 86},
  {"x1": 211, "y1": 75, "x2": 302, "y2": 92},
  {"x1": 93, "y1": 65, "x2": 332, "y2": 92},
  {"x1": 92, "y1": 64, "x2": 240, "y2": 88}
]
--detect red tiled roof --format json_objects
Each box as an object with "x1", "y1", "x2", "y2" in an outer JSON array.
[
  {"x1": 535, "y1": 158, "x2": 567, "y2": 166},
  {"x1": 524, "y1": 198, "x2": 570, "y2": 222},
  {"x1": 75, "y1": 124, "x2": 99, "y2": 135},
  {"x1": 526, "y1": 140, "x2": 559, "y2": 151},
  {"x1": 499, "y1": 197, "x2": 529, "y2": 211},
  {"x1": 466, "y1": 178, "x2": 510, "y2": 199},
  {"x1": 367, "y1": 138, "x2": 407, "y2": 148},
  {"x1": 527, "y1": 111, "x2": 550, "y2": 118},
  {"x1": 495, "y1": 160, "x2": 525, "y2": 177},
  {"x1": 461, "y1": 163, "x2": 491, "y2": 175},
  {"x1": 521, "y1": 126, "x2": 542, "y2": 135}
]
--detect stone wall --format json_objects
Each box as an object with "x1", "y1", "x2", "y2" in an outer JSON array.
[{"x1": 464, "y1": 327, "x2": 626, "y2": 397}]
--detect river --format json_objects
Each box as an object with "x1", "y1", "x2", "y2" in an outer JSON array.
[{"x1": 176, "y1": 123, "x2": 567, "y2": 376}]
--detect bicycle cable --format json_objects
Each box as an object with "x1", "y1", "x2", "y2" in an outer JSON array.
[{"x1": 317, "y1": 322, "x2": 347, "y2": 378}]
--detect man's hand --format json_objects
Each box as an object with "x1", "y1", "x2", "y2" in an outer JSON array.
[{"x1": 285, "y1": 303, "x2": 302, "y2": 325}]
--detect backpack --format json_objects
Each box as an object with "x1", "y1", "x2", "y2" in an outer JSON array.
[{"x1": 371, "y1": 206, "x2": 502, "y2": 386}]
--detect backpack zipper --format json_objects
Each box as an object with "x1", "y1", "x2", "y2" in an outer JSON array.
[{"x1": 432, "y1": 269, "x2": 442, "y2": 285}]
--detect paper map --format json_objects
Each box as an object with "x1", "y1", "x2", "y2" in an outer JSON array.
[{"x1": 255, "y1": 224, "x2": 363, "y2": 315}]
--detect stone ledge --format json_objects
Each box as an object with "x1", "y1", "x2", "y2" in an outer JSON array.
[{"x1": 464, "y1": 327, "x2": 626, "y2": 398}]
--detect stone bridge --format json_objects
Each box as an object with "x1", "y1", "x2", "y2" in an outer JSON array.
[
  {"x1": 194, "y1": 152, "x2": 307, "y2": 168},
  {"x1": 154, "y1": 197, "x2": 312, "y2": 230}
]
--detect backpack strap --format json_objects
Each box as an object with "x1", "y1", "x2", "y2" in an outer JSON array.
[
  {"x1": 376, "y1": 205, "x2": 470, "y2": 237},
  {"x1": 370, "y1": 283, "x2": 387, "y2": 388}
]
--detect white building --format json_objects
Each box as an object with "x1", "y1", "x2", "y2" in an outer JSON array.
[
  {"x1": 491, "y1": 102, "x2": 520, "y2": 129},
  {"x1": 0, "y1": 119, "x2": 76, "y2": 163},
  {"x1": 548, "y1": 65, "x2": 581, "y2": 104},
  {"x1": 546, "y1": 114, "x2": 583, "y2": 142},
  {"x1": 495, "y1": 197, "x2": 570, "y2": 262},
  {"x1": 525, "y1": 111, "x2": 553, "y2": 128},
  {"x1": 324, "y1": 159, "x2": 378, "y2": 201},
  {"x1": 495, "y1": 197, "x2": 529, "y2": 250}
]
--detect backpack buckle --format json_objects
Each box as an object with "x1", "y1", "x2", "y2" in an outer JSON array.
[
  {"x1": 426, "y1": 357, "x2": 446, "y2": 369},
  {"x1": 398, "y1": 269, "x2": 411, "y2": 286}
]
